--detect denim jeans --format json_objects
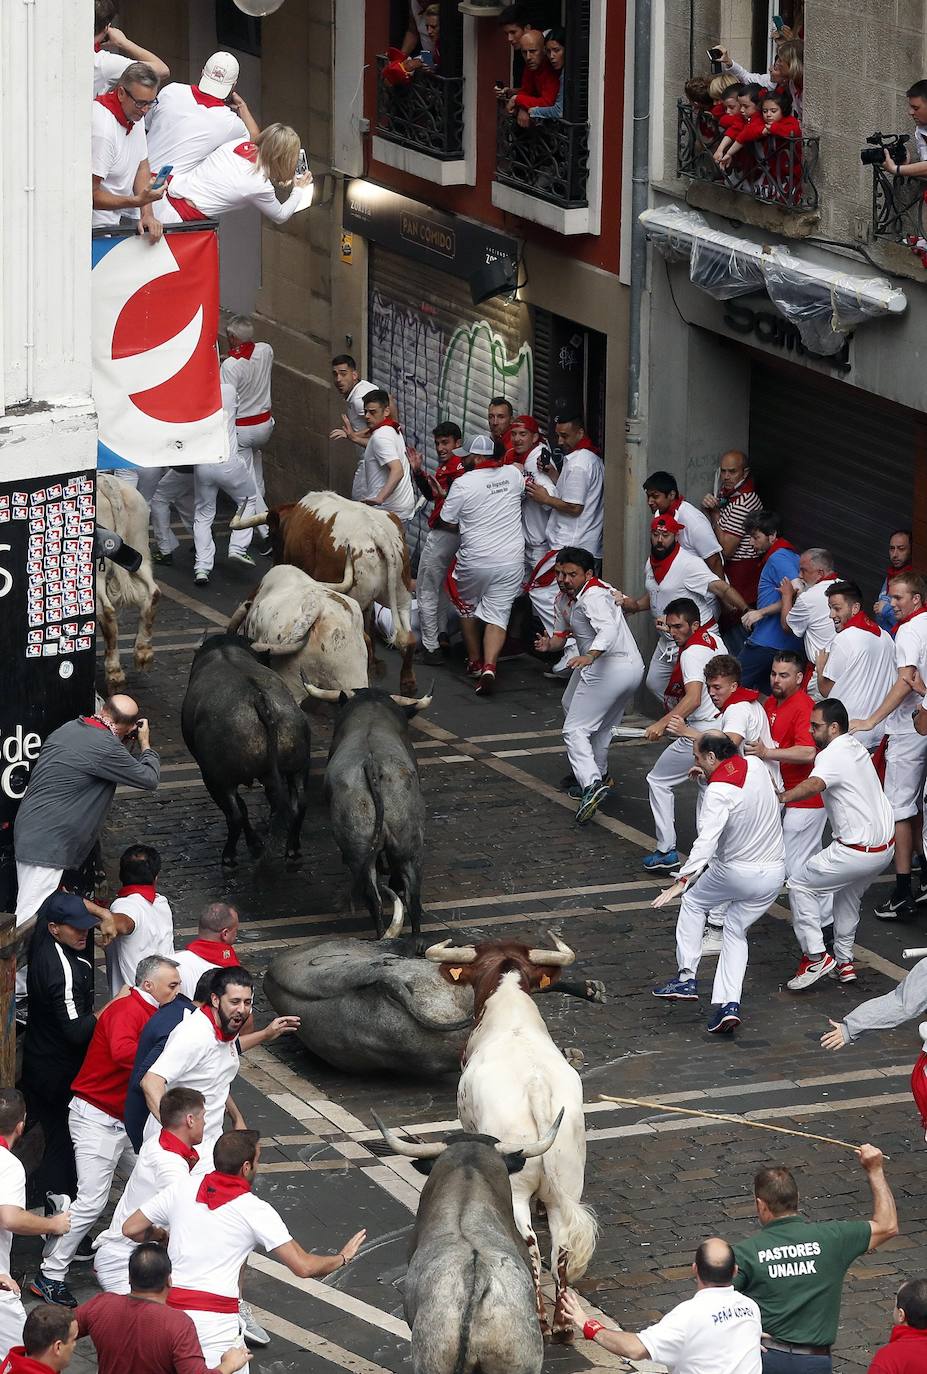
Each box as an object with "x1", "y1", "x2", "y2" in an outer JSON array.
[
  {"x1": 739, "y1": 640, "x2": 779, "y2": 692},
  {"x1": 762, "y1": 1347, "x2": 832, "y2": 1374}
]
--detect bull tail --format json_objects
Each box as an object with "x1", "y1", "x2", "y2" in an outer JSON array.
[
  {"x1": 383, "y1": 536, "x2": 411, "y2": 649},
  {"x1": 362, "y1": 757, "x2": 386, "y2": 864},
  {"x1": 553, "y1": 1194, "x2": 598, "y2": 1283},
  {"x1": 254, "y1": 695, "x2": 293, "y2": 841},
  {"x1": 526, "y1": 1083, "x2": 598, "y2": 1283}
]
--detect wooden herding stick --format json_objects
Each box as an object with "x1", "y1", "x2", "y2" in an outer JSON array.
[{"x1": 597, "y1": 1093, "x2": 879, "y2": 1155}]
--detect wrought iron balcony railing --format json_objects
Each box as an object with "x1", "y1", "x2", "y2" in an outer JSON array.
[
  {"x1": 867, "y1": 135, "x2": 925, "y2": 243},
  {"x1": 677, "y1": 101, "x2": 820, "y2": 212},
  {"x1": 495, "y1": 106, "x2": 589, "y2": 210},
  {"x1": 375, "y1": 56, "x2": 464, "y2": 161}
]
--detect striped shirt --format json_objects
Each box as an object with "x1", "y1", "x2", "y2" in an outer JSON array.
[{"x1": 716, "y1": 477, "x2": 763, "y2": 562}]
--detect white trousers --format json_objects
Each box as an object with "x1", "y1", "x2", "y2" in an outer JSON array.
[
  {"x1": 135, "y1": 467, "x2": 166, "y2": 503},
  {"x1": 783, "y1": 807, "x2": 833, "y2": 953},
  {"x1": 93, "y1": 1237, "x2": 133, "y2": 1295},
  {"x1": 42, "y1": 1099, "x2": 136, "y2": 1280},
  {"x1": 416, "y1": 528, "x2": 459, "y2": 651},
  {"x1": 15, "y1": 862, "x2": 62, "y2": 925},
  {"x1": 0, "y1": 1295, "x2": 26, "y2": 1359},
  {"x1": 150, "y1": 470, "x2": 195, "y2": 555},
  {"x1": 646, "y1": 737, "x2": 695, "y2": 853},
  {"x1": 562, "y1": 656, "x2": 644, "y2": 789},
  {"x1": 190, "y1": 1309, "x2": 248, "y2": 1372},
  {"x1": 676, "y1": 861, "x2": 785, "y2": 1005},
  {"x1": 646, "y1": 639, "x2": 677, "y2": 702},
  {"x1": 789, "y1": 840, "x2": 893, "y2": 965},
  {"x1": 884, "y1": 729, "x2": 927, "y2": 822},
  {"x1": 193, "y1": 458, "x2": 258, "y2": 573},
  {"x1": 235, "y1": 420, "x2": 273, "y2": 544}
]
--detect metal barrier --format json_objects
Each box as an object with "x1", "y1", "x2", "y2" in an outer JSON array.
[
  {"x1": 375, "y1": 56, "x2": 465, "y2": 161},
  {"x1": 495, "y1": 106, "x2": 590, "y2": 209},
  {"x1": 676, "y1": 101, "x2": 820, "y2": 212}
]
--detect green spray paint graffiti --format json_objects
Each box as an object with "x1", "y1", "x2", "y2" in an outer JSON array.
[{"x1": 438, "y1": 321, "x2": 533, "y2": 441}]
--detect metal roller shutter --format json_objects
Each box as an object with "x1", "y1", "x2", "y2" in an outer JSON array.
[
  {"x1": 368, "y1": 246, "x2": 533, "y2": 455},
  {"x1": 748, "y1": 361, "x2": 919, "y2": 601}
]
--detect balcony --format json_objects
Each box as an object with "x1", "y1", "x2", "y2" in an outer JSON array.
[
  {"x1": 676, "y1": 101, "x2": 820, "y2": 214},
  {"x1": 868, "y1": 136, "x2": 925, "y2": 245},
  {"x1": 375, "y1": 56, "x2": 464, "y2": 162},
  {"x1": 495, "y1": 106, "x2": 590, "y2": 213}
]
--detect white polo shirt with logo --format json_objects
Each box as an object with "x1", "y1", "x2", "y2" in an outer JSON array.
[{"x1": 639, "y1": 1285, "x2": 762, "y2": 1374}]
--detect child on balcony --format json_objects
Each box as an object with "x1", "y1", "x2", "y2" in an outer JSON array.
[
  {"x1": 761, "y1": 90, "x2": 803, "y2": 204},
  {"x1": 684, "y1": 76, "x2": 720, "y2": 149},
  {"x1": 714, "y1": 83, "x2": 767, "y2": 173},
  {"x1": 708, "y1": 73, "x2": 740, "y2": 118}
]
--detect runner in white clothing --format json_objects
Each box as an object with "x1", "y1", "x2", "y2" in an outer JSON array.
[
  {"x1": 622, "y1": 515, "x2": 747, "y2": 701},
  {"x1": 150, "y1": 466, "x2": 195, "y2": 564},
  {"x1": 220, "y1": 317, "x2": 274, "y2": 551},
  {"x1": 669, "y1": 653, "x2": 781, "y2": 787},
  {"x1": 122, "y1": 1129, "x2": 365, "y2": 1371},
  {"x1": 652, "y1": 737, "x2": 785, "y2": 1033},
  {"x1": 329, "y1": 355, "x2": 387, "y2": 499},
  {"x1": 146, "y1": 53, "x2": 258, "y2": 175},
  {"x1": 104, "y1": 843, "x2": 176, "y2": 997},
  {"x1": 817, "y1": 581, "x2": 896, "y2": 751},
  {"x1": 508, "y1": 417, "x2": 557, "y2": 571},
  {"x1": 360, "y1": 392, "x2": 417, "y2": 521},
  {"x1": 780, "y1": 548, "x2": 839, "y2": 699},
  {"x1": 91, "y1": 64, "x2": 165, "y2": 234},
  {"x1": 93, "y1": 1087, "x2": 205, "y2": 1294},
  {"x1": 192, "y1": 384, "x2": 261, "y2": 585},
  {"x1": 155, "y1": 124, "x2": 313, "y2": 225},
  {"x1": 784, "y1": 699, "x2": 896, "y2": 985},
  {"x1": 849, "y1": 572, "x2": 927, "y2": 923},
  {"x1": 441, "y1": 444, "x2": 526, "y2": 695},
  {"x1": 642, "y1": 600, "x2": 726, "y2": 873},
  {"x1": 642, "y1": 471, "x2": 723, "y2": 573},
  {"x1": 535, "y1": 547, "x2": 645, "y2": 826}
]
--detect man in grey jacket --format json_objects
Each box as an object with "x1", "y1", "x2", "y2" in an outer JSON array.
[{"x1": 13, "y1": 695, "x2": 160, "y2": 925}]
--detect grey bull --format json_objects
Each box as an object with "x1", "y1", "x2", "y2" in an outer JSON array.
[{"x1": 373, "y1": 1113, "x2": 565, "y2": 1374}]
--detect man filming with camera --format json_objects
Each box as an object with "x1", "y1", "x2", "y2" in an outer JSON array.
[
  {"x1": 14, "y1": 697, "x2": 160, "y2": 924},
  {"x1": 877, "y1": 81, "x2": 927, "y2": 179}
]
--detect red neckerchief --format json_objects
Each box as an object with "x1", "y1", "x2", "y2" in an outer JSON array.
[
  {"x1": 94, "y1": 40, "x2": 103, "y2": 52},
  {"x1": 761, "y1": 536, "x2": 796, "y2": 566},
  {"x1": 708, "y1": 755, "x2": 748, "y2": 787},
  {"x1": 228, "y1": 342, "x2": 255, "y2": 360},
  {"x1": 186, "y1": 938, "x2": 241, "y2": 967},
  {"x1": 665, "y1": 496, "x2": 683, "y2": 517},
  {"x1": 663, "y1": 625, "x2": 719, "y2": 708},
  {"x1": 649, "y1": 541, "x2": 682, "y2": 585},
  {"x1": 911, "y1": 1052, "x2": 927, "y2": 1131},
  {"x1": 95, "y1": 89, "x2": 133, "y2": 134},
  {"x1": 843, "y1": 610, "x2": 882, "y2": 638},
  {"x1": 890, "y1": 605, "x2": 927, "y2": 638},
  {"x1": 577, "y1": 577, "x2": 609, "y2": 597},
  {"x1": 196, "y1": 1171, "x2": 251, "y2": 1210},
  {"x1": 198, "y1": 1004, "x2": 239, "y2": 1044},
  {"x1": 718, "y1": 474, "x2": 755, "y2": 509},
  {"x1": 234, "y1": 141, "x2": 258, "y2": 161},
  {"x1": 191, "y1": 84, "x2": 227, "y2": 108},
  {"x1": 724, "y1": 686, "x2": 760, "y2": 706},
  {"x1": 80, "y1": 714, "x2": 120, "y2": 736},
  {"x1": 886, "y1": 562, "x2": 913, "y2": 585},
  {"x1": 373, "y1": 417, "x2": 403, "y2": 432},
  {"x1": 159, "y1": 1129, "x2": 200, "y2": 1171},
  {"x1": 117, "y1": 884, "x2": 157, "y2": 903},
  {"x1": 0, "y1": 1138, "x2": 9, "y2": 1152}
]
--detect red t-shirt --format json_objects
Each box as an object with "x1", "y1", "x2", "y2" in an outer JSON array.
[
  {"x1": 71, "y1": 988, "x2": 157, "y2": 1120},
  {"x1": 868, "y1": 1325, "x2": 927, "y2": 1374},
  {"x1": 76, "y1": 1293, "x2": 223, "y2": 1374},
  {"x1": 764, "y1": 689, "x2": 822, "y2": 809}
]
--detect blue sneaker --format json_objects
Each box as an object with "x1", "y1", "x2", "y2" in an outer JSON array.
[
  {"x1": 30, "y1": 1273, "x2": 77, "y2": 1308},
  {"x1": 575, "y1": 778, "x2": 609, "y2": 825},
  {"x1": 652, "y1": 977, "x2": 698, "y2": 1000},
  {"x1": 707, "y1": 1002, "x2": 741, "y2": 1033},
  {"x1": 643, "y1": 849, "x2": 680, "y2": 871}
]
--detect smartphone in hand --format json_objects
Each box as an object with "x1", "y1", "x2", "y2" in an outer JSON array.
[{"x1": 150, "y1": 165, "x2": 173, "y2": 190}]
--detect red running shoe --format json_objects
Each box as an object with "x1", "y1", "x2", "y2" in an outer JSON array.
[
  {"x1": 475, "y1": 666, "x2": 496, "y2": 695},
  {"x1": 466, "y1": 659, "x2": 483, "y2": 678}
]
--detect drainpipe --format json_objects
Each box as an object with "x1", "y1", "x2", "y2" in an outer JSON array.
[{"x1": 622, "y1": 0, "x2": 652, "y2": 598}]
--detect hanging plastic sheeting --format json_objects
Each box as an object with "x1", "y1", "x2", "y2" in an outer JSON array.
[{"x1": 641, "y1": 206, "x2": 906, "y2": 350}]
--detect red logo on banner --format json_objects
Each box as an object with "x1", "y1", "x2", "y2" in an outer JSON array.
[{"x1": 111, "y1": 233, "x2": 221, "y2": 424}]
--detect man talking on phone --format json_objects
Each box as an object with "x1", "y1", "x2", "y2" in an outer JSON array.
[{"x1": 13, "y1": 697, "x2": 160, "y2": 926}]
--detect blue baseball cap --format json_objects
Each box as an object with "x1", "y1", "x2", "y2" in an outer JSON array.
[{"x1": 41, "y1": 892, "x2": 100, "y2": 929}]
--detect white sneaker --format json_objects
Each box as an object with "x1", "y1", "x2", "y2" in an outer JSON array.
[
  {"x1": 787, "y1": 952, "x2": 836, "y2": 992},
  {"x1": 239, "y1": 1300, "x2": 270, "y2": 1347},
  {"x1": 700, "y1": 924, "x2": 724, "y2": 956}
]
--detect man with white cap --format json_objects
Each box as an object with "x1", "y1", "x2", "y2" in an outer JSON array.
[
  {"x1": 146, "y1": 52, "x2": 259, "y2": 177},
  {"x1": 220, "y1": 316, "x2": 274, "y2": 554},
  {"x1": 192, "y1": 383, "x2": 261, "y2": 585},
  {"x1": 441, "y1": 435, "x2": 526, "y2": 695}
]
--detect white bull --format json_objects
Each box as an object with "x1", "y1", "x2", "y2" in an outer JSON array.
[
  {"x1": 96, "y1": 475, "x2": 160, "y2": 691},
  {"x1": 426, "y1": 935, "x2": 597, "y2": 1340},
  {"x1": 227, "y1": 562, "x2": 369, "y2": 700}
]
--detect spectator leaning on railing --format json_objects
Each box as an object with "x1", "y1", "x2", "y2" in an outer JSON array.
[
  {"x1": 505, "y1": 30, "x2": 560, "y2": 122},
  {"x1": 719, "y1": 39, "x2": 803, "y2": 119},
  {"x1": 528, "y1": 26, "x2": 565, "y2": 122}
]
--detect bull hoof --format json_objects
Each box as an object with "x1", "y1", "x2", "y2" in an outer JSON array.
[
  {"x1": 105, "y1": 670, "x2": 127, "y2": 691},
  {"x1": 399, "y1": 676, "x2": 419, "y2": 696},
  {"x1": 134, "y1": 648, "x2": 154, "y2": 672},
  {"x1": 550, "y1": 1325, "x2": 574, "y2": 1345}
]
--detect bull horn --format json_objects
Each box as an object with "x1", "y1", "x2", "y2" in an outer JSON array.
[
  {"x1": 298, "y1": 670, "x2": 353, "y2": 702},
  {"x1": 229, "y1": 499, "x2": 270, "y2": 531},
  {"x1": 424, "y1": 938, "x2": 478, "y2": 964},
  {"x1": 496, "y1": 1108, "x2": 564, "y2": 1159},
  {"x1": 389, "y1": 681, "x2": 434, "y2": 710},
  {"x1": 381, "y1": 888, "x2": 405, "y2": 939},
  {"x1": 227, "y1": 600, "x2": 251, "y2": 635},
  {"x1": 253, "y1": 640, "x2": 303, "y2": 657},
  {"x1": 527, "y1": 935, "x2": 575, "y2": 968},
  {"x1": 371, "y1": 1111, "x2": 447, "y2": 1159}
]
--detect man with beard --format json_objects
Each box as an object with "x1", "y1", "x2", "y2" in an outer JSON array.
[
  {"x1": 874, "y1": 530, "x2": 913, "y2": 632},
  {"x1": 140, "y1": 968, "x2": 298, "y2": 1174}
]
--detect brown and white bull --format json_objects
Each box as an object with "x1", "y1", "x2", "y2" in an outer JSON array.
[
  {"x1": 96, "y1": 475, "x2": 160, "y2": 692},
  {"x1": 227, "y1": 561, "x2": 369, "y2": 700},
  {"x1": 426, "y1": 935, "x2": 597, "y2": 1340},
  {"x1": 230, "y1": 490, "x2": 416, "y2": 694}
]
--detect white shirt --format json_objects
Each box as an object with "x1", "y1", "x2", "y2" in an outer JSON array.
[
  {"x1": 522, "y1": 444, "x2": 555, "y2": 555},
  {"x1": 93, "y1": 49, "x2": 132, "y2": 97},
  {"x1": 146, "y1": 1008, "x2": 241, "y2": 1145},
  {"x1": 362, "y1": 424, "x2": 417, "y2": 520},
  {"x1": 887, "y1": 613, "x2": 927, "y2": 736},
  {"x1": 823, "y1": 624, "x2": 896, "y2": 751},
  {"x1": 220, "y1": 343, "x2": 274, "y2": 421},
  {"x1": 673, "y1": 500, "x2": 722, "y2": 563},
  {"x1": 719, "y1": 695, "x2": 781, "y2": 788},
  {"x1": 161, "y1": 139, "x2": 307, "y2": 224},
  {"x1": 0, "y1": 1147, "x2": 26, "y2": 1283},
  {"x1": 107, "y1": 891, "x2": 176, "y2": 997},
  {"x1": 678, "y1": 633, "x2": 728, "y2": 727},
  {"x1": 645, "y1": 548, "x2": 720, "y2": 633},
  {"x1": 174, "y1": 947, "x2": 238, "y2": 1001},
  {"x1": 96, "y1": 1132, "x2": 192, "y2": 1255},
  {"x1": 345, "y1": 380, "x2": 379, "y2": 435},
  {"x1": 146, "y1": 83, "x2": 249, "y2": 176},
  {"x1": 546, "y1": 445, "x2": 604, "y2": 557},
  {"x1": 640, "y1": 1285, "x2": 762, "y2": 1374},
  {"x1": 555, "y1": 579, "x2": 644, "y2": 665},
  {"x1": 786, "y1": 578, "x2": 838, "y2": 663},
  {"x1": 812, "y1": 732, "x2": 895, "y2": 848},
  {"x1": 680, "y1": 755, "x2": 785, "y2": 878},
  {"x1": 91, "y1": 97, "x2": 149, "y2": 227},
  {"x1": 441, "y1": 466, "x2": 526, "y2": 573},
  {"x1": 143, "y1": 1175, "x2": 292, "y2": 1299},
  {"x1": 916, "y1": 122, "x2": 927, "y2": 162}
]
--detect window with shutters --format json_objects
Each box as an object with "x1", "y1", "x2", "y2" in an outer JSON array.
[{"x1": 375, "y1": 0, "x2": 467, "y2": 171}]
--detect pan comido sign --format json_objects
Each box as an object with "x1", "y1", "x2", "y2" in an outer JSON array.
[{"x1": 91, "y1": 226, "x2": 227, "y2": 469}]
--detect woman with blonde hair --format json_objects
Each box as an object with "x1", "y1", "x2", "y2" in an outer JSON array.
[
  {"x1": 155, "y1": 121, "x2": 313, "y2": 224},
  {"x1": 718, "y1": 37, "x2": 803, "y2": 118}
]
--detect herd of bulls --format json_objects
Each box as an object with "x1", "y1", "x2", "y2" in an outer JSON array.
[{"x1": 101, "y1": 478, "x2": 600, "y2": 1373}]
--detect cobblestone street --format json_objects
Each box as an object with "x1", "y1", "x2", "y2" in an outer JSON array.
[{"x1": 25, "y1": 528, "x2": 927, "y2": 1374}]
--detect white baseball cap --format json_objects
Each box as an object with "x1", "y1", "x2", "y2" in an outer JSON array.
[
  {"x1": 199, "y1": 51, "x2": 240, "y2": 99},
  {"x1": 468, "y1": 434, "x2": 496, "y2": 456}
]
